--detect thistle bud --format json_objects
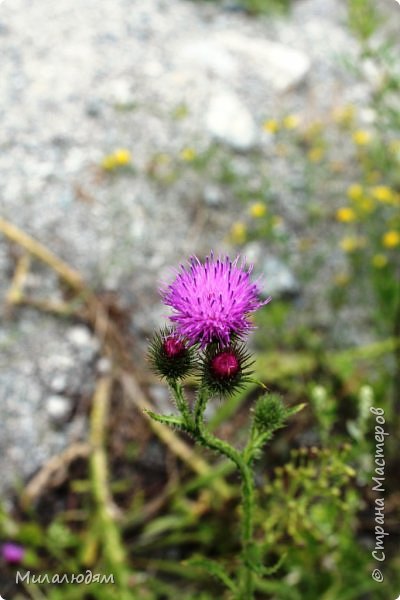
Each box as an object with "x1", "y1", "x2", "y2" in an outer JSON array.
[
  {"x1": 253, "y1": 393, "x2": 287, "y2": 432},
  {"x1": 148, "y1": 328, "x2": 197, "y2": 381},
  {"x1": 201, "y1": 341, "x2": 253, "y2": 397}
]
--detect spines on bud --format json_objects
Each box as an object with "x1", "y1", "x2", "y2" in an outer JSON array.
[
  {"x1": 148, "y1": 327, "x2": 197, "y2": 381},
  {"x1": 200, "y1": 341, "x2": 253, "y2": 398},
  {"x1": 253, "y1": 393, "x2": 288, "y2": 433}
]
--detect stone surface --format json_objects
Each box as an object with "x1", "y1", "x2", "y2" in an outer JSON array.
[
  {"x1": 0, "y1": 0, "x2": 378, "y2": 497},
  {"x1": 206, "y1": 90, "x2": 257, "y2": 150},
  {"x1": 46, "y1": 394, "x2": 73, "y2": 423}
]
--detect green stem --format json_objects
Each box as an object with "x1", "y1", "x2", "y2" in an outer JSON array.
[
  {"x1": 194, "y1": 426, "x2": 255, "y2": 598},
  {"x1": 170, "y1": 383, "x2": 256, "y2": 598},
  {"x1": 169, "y1": 379, "x2": 192, "y2": 426},
  {"x1": 194, "y1": 387, "x2": 209, "y2": 431}
]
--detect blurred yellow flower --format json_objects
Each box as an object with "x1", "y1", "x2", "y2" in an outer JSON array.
[
  {"x1": 358, "y1": 197, "x2": 375, "y2": 214},
  {"x1": 114, "y1": 148, "x2": 132, "y2": 165},
  {"x1": 372, "y1": 254, "x2": 388, "y2": 268},
  {"x1": 352, "y1": 130, "x2": 371, "y2": 146},
  {"x1": 371, "y1": 186, "x2": 394, "y2": 203},
  {"x1": 333, "y1": 105, "x2": 356, "y2": 127},
  {"x1": 334, "y1": 272, "x2": 351, "y2": 286},
  {"x1": 382, "y1": 230, "x2": 400, "y2": 248},
  {"x1": 347, "y1": 184, "x2": 363, "y2": 201},
  {"x1": 230, "y1": 222, "x2": 247, "y2": 245},
  {"x1": 308, "y1": 147, "x2": 324, "y2": 163},
  {"x1": 180, "y1": 147, "x2": 197, "y2": 161},
  {"x1": 263, "y1": 119, "x2": 279, "y2": 134},
  {"x1": 249, "y1": 202, "x2": 267, "y2": 218},
  {"x1": 336, "y1": 207, "x2": 356, "y2": 222},
  {"x1": 339, "y1": 236, "x2": 366, "y2": 252},
  {"x1": 389, "y1": 140, "x2": 400, "y2": 156},
  {"x1": 101, "y1": 148, "x2": 132, "y2": 170},
  {"x1": 283, "y1": 114, "x2": 300, "y2": 130}
]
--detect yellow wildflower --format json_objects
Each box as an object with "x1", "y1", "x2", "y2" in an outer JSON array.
[
  {"x1": 358, "y1": 197, "x2": 375, "y2": 214},
  {"x1": 230, "y1": 222, "x2": 247, "y2": 245},
  {"x1": 101, "y1": 155, "x2": 117, "y2": 170},
  {"x1": 282, "y1": 114, "x2": 300, "y2": 130},
  {"x1": 334, "y1": 272, "x2": 351, "y2": 287},
  {"x1": 389, "y1": 140, "x2": 400, "y2": 156},
  {"x1": 332, "y1": 105, "x2": 356, "y2": 127},
  {"x1": 336, "y1": 207, "x2": 356, "y2": 223},
  {"x1": 306, "y1": 121, "x2": 323, "y2": 137},
  {"x1": 372, "y1": 254, "x2": 388, "y2": 268},
  {"x1": 249, "y1": 202, "x2": 267, "y2": 218},
  {"x1": 308, "y1": 147, "x2": 324, "y2": 163},
  {"x1": 371, "y1": 186, "x2": 394, "y2": 203},
  {"x1": 180, "y1": 147, "x2": 197, "y2": 162},
  {"x1": 263, "y1": 119, "x2": 279, "y2": 134},
  {"x1": 101, "y1": 148, "x2": 132, "y2": 171},
  {"x1": 339, "y1": 237, "x2": 365, "y2": 252},
  {"x1": 114, "y1": 148, "x2": 132, "y2": 165},
  {"x1": 347, "y1": 184, "x2": 363, "y2": 201},
  {"x1": 382, "y1": 230, "x2": 400, "y2": 248},
  {"x1": 352, "y1": 130, "x2": 371, "y2": 146}
]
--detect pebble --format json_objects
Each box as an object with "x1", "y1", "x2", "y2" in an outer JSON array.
[
  {"x1": 206, "y1": 90, "x2": 257, "y2": 151},
  {"x1": 46, "y1": 395, "x2": 73, "y2": 423}
]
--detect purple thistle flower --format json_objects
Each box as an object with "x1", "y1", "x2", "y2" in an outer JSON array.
[
  {"x1": 161, "y1": 253, "x2": 270, "y2": 347},
  {"x1": 2, "y1": 542, "x2": 25, "y2": 564}
]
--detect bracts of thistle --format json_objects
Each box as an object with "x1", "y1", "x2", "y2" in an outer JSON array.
[{"x1": 147, "y1": 253, "x2": 304, "y2": 600}]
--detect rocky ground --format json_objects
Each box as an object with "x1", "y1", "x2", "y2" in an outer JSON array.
[{"x1": 0, "y1": 0, "x2": 394, "y2": 497}]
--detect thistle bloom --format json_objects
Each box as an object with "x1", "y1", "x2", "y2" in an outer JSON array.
[
  {"x1": 162, "y1": 254, "x2": 270, "y2": 347},
  {"x1": 2, "y1": 542, "x2": 24, "y2": 564}
]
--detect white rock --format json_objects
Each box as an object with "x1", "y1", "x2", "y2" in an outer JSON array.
[
  {"x1": 50, "y1": 374, "x2": 68, "y2": 393},
  {"x1": 244, "y1": 243, "x2": 300, "y2": 299},
  {"x1": 173, "y1": 39, "x2": 238, "y2": 79},
  {"x1": 206, "y1": 91, "x2": 257, "y2": 151},
  {"x1": 215, "y1": 32, "x2": 311, "y2": 92},
  {"x1": 47, "y1": 395, "x2": 72, "y2": 422},
  {"x1": 96, "y1": 357, "x2": 112, "y2": 374},
  {"x1": 67, "y1": 325, "x2": 92, "y2": 347}
]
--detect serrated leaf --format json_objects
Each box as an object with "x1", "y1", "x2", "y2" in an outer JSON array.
[
  {"x1": 144, "y1": 410, "x2": 185, "y2": 428},
  {"x1": 186, "y1": 556, "x2": 238, "y2": 592}
]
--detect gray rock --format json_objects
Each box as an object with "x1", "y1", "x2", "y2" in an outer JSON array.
[
  {"x1": 261, "y1": 256, "x2": 301, "y2": 300},
  {"x1": 203, "y1": 185, "x2": 224, "y2": 208},
  {"x1": 67, "y1": 325, "x2": 100, "y2": 360},
  {"x1": 244, "y1": 243, "x2": 300, "y2": 300},
  {"x1": 214, "y1": 32, "x2": 311, "y2": 92},
  {"x1": 206, "y1": 90, "x2": 257, "y2": 151},
  {"x1": 46, "y1": 394, "x2": 73, "y2": 423}
]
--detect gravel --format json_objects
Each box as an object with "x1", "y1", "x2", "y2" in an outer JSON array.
[{"x1": 0, "y1": 0, "x2": 377, "y2": 497}]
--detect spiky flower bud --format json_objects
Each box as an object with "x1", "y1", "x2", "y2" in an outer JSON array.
[
  {"x1": 148, "y1": 328, "x2": 197, "y2": 381},
  {"x1": 253, "y1": 393, "x2": 287, "y2": 432},
  {"x1": 201, "y1": 341, "x2": 253, "y2": 397}
]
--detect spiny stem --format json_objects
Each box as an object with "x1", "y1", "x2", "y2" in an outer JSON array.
[
  {"x1": 169, "y1": 379, "x2": 193, "y2": 426},
  {"x1": 194, "y1": 387, "x2": 209, "y2": 431},
  {"x1": 170, "y1": 382, "x2": 256, "y2": 598}
]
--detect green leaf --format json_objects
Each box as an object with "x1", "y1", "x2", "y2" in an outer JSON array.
[
  {"x1": 186, "y1": 556, "x2": 238, "y2": 592},
  {"x1": 144, "y1": 410, "x2": 185, "y2": 429}
]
